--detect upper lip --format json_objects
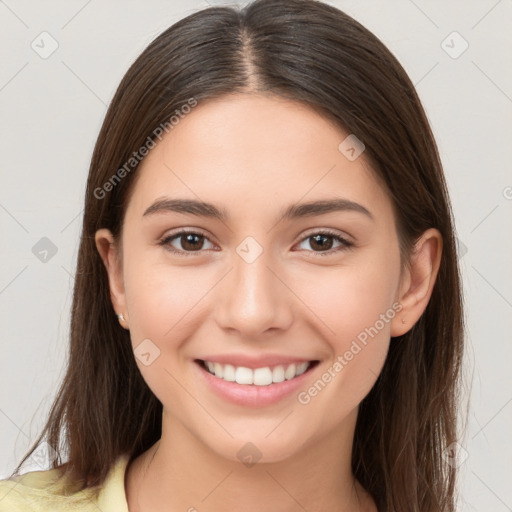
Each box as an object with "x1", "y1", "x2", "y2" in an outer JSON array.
[{"x1": 196, "y1": 354, "x2": 318, "y2": 369}]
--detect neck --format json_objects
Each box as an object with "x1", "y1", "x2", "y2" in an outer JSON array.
[{"x1": 125, "y1": 407, "x2": 375, "y2": 512}]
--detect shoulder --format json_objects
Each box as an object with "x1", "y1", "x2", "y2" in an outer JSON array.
[
  {"x1": 0, "y1": 466, "x2": 96, "y2": 512},
  {"x1": 0, "y1": 455, "x2": 130, "y2": 512}
]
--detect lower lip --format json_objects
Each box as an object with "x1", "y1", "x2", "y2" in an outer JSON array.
[{"x1": 193, "y1": 360, "x2": 319, "y2": 407}]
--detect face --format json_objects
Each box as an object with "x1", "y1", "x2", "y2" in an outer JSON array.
[{"x1": 98, "y1": 93, "x2": 414, "y2": 463}]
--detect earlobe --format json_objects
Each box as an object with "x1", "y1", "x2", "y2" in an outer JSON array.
[
  {"x1": 390, "y1": 228, "x2": 443, "y2": 337},
  {"x1": 95, "y1": 229, "x2": 128, "y2": 327}
]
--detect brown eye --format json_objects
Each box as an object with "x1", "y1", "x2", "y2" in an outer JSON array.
[
  {"x1": 160, "y1": 230, "x2": 215, "y2": 255},
  {"x1": 309, "y1": 234, "x2": 334, "y2": 251},
  {"x1": 296, "y1": 230, "x2": 353, "y2": 256}
]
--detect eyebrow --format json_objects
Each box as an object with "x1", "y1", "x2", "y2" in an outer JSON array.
[{"x1": 142, "y1": 197, "x2": 374, "y2": 222}]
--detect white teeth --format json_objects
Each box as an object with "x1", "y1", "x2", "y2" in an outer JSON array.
[
  {"x1": 253, "y1": 367, "x2": 273, "y2": 386},
  {"x1": 235, "y1": 366, "x2": 253, "y2": 385},
  {"x1": 296, "y1": 362, "x2": 309, "y2": 376},
  {"x1": 223, "y1": 364, "x2": 236, "y2": 382},
  {"x1": 272, "y1": 365, "x2": 285, "y2": 383},
  {"x1": 202, "y1": 360, "x2": 313, "y2": 385},
  {"x1": 284, "y1": 363, "x2": 296, "y2": 380},
  {"x1": 213, "y1": 362, "x2": 224, "y2": 379}
]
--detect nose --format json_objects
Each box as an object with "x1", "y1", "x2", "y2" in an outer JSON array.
[{"x1": 214, "y1": 249, "x2": 294, "y2": 338}]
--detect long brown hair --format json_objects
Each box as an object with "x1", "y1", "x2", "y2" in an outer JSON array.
[{"x1": 10, "y1": 1, "x2": 464, "y2": 510}]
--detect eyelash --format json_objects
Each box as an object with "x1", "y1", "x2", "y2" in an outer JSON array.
[{"x1": 158, "y1": 228, "x2": 354, "y2": 257}]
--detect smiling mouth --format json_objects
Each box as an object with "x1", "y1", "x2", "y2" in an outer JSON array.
[{"x1": 195, "y1": 359, "x2": 320, "y2": 386}]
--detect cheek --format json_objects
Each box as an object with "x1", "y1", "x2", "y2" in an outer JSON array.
[
  {"x1": 297, "y1": 251, "x2": 400, "y2": 341},
  {"x1": 121, "y1": 256, "x2": 214, "y2": 408},
  {"x1": 292, "y1": 251, "x2": 400, "y2": 409},
  {"x1": 124, "y1": 259, "x2": 211, "y2": 345}
]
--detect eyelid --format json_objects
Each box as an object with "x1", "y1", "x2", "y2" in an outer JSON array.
[
  {"x1": 159, "y1": 228, "x2": 217, "y2": 256},
  {"x1": 159, "y1": 227, "x2": 354, "y2": 256},
  {"x1": 294, "y1": 228, "x2": 354, "y2": 256},
  {"x1": 298, "y1": 227, "x2": 354, "y2": 244}
]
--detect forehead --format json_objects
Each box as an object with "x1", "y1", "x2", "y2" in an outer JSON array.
[{"x1": 125, "y1": 93, "x2": 394, "y2": 226}]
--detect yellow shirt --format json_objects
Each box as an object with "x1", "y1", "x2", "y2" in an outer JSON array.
[{"x1": 0, "y1": 454, "x2": 130, "y2": 511}]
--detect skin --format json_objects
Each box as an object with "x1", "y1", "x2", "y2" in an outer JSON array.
[{"x1": 96, "y1": 93, "x2": 442, "y2": 512}]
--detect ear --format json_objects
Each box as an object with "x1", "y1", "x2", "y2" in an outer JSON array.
[
  {"x1": 390, "y1": 228, "x2": 443, "y2": 337},
  {"x1": 95, "y1": 228, "x2": 129, "y2": 329}
]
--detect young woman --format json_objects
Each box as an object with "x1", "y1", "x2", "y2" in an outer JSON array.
[{"x1": 0, "y1": 0, "x2": 464, "y2": 510}]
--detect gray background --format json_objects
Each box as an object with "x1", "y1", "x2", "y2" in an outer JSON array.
[{"x1": 1, "y1": 0, "x2": 511, "y2": 510}]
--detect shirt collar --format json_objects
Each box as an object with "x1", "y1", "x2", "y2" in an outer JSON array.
[{"x1": 96, "y1": 453, "x2": 130, "y2": 512}]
